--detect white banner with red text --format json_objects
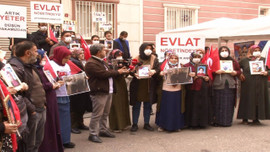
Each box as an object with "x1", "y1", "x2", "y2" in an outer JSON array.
[
  {"x1": 0, "y1": 5, "x2": 27, "y2": 38},
  {"x1": 156, "y1": 34, "x2": 205, "y2": 64},
  {"x1": 31, "y1": 1, "x2": 63, "y2": 24}
]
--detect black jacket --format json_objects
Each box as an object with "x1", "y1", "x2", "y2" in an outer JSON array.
[{"x1": 31, "y1": 30, "x2": 54, "y2": 54}]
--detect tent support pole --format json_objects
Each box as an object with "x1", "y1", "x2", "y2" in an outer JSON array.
[{"x1": 218, "y1": 37, "x2": 221, "y2": 48}]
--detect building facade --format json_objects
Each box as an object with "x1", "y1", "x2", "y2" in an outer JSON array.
[{"x1": 1, "y1": 0, "x2": 270, "y2": 57}]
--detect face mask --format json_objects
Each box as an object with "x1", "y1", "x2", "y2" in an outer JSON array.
[
  {"x1": 122, "y1": 38, "x2": 126, "y2": 41},
  {"x1": 220, "y1": 51, "x2": 229, "y2": 58},
  {"x1": 40, "y1": 61, "x2": 46, "y2": 66},
  {"x1": 116, "y1": 56, "x2": 123, "y2": 60},
  {"x1": 169, "y1": 61, "x2": 178, "y2": 66},
  {"x1": 39, "y1": 26, "x2": 47, "y2": 31},
  {"x1": 64, "y1": 37, "x2": 72, "y2": 43},
  {"x1": 253, "y1": 51, "x2": 261, "y2": 57},
  {"x1": 144, "y1": 49, "x2": 152, "y2": 56},
  {"x1": 93, "y1": 40, "x2": 99, "y2": 44},
  {"x1": 192, "y1": 58, "x2": 201, "y2": 64}
]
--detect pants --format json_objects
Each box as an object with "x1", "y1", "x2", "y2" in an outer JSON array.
[
  {"x1": 89, "y1": 93, "x2": 112, "y2": 135},
  {"x1": 26, "y1": 109, "x2": 46, "y2": 152},
  {"x1": 132, "y1": 102, "x2": 151, "y2": 125}
]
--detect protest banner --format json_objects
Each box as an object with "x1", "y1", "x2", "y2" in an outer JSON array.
[
  {"x1": 156, "y1": 34, "x2": 205, "y2": 64},
  {"x1": 0, "y1": 5, "x2": 27, "y2": 38},
  {"x1": 31, "y1": 1, "x2": 63, "y2": 24}
]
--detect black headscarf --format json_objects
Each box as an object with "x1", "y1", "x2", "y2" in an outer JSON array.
[
  {"x1": 219, "y1": 46, "x2": 233, "y2": 60},
  {"x1": 139, "y1": 43, "x2": 152, "y2": 60}
]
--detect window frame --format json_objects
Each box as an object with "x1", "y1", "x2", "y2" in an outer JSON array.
[{"x1": 163, "y1": 4, "x2": 200, "y2": 31}]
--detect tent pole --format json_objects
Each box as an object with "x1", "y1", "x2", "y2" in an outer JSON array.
[{"x1": 218, "y1": 37, "x2": 221, "y2": 48}]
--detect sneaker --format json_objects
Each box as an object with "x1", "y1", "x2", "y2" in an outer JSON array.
[
  {"x1": 130, "y1": 124, "x2": 138, "y2": 132},
  {"x1": 143, "y1": 124, "x2": 154, "y2": 131}
]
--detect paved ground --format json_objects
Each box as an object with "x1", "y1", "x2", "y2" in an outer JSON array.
[{"x1": 65, "y1": 108, "x2": 270, "y2": 152}]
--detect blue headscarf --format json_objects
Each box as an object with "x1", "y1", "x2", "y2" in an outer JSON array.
[{"x1": 35, "y1": 49, "x2": 46, "y2": 69}]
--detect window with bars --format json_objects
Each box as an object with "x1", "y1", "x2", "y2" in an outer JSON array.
[
  {"x1": 75, "y1": 1, "x2": 115, "y2": 39},
  {"x1": 164, "y1": 4, "x2": 199, "y2": 31}
]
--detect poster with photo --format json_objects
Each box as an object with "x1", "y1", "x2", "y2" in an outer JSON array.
[
  {"x1": 196, "y1": 64, "x2": 207, "y2": 77},
  {"x1": 44, "y1": 70, "x2": 56, "y2": 84},
  {"x1": 220, "y1": 60, "x2": 233, "y2": 73},
  {"x1": 249, "y1": 61, "x2": 265, "y2": 75},
  {"x1": 62, "y1": 73, "x2": 90, "y2": 96},
  {"x1": 234, "y1": 41, "x2": 254, "y2": 61},
  {"x1": 165, "y1": 67, "x2": 193, "y2": 85},
  {"x1": 0, "y1": 64, "x2": 22, "y2": 90},
  {"x1": 137, "y1": 65, "x2": 150, "y2": 79}
]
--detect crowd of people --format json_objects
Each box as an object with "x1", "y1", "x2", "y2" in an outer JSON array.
[{"x1": 0, "y1": 22, "x2": 269, "y2": 151}]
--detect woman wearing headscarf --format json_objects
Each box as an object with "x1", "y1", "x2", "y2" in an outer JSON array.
[
  {"x1": 237, "y1": 45, "x2": 270, "y2": 124},
  {"x1": 50, "y1": 46, "x2": 75, "y2": 148},
  {"x1": 108, "y1": 49, "x2": 131, "y2": 132},
  {"x1": 212, "y1": 46, "x2": 241, "y2": 127},
  {"x1": 69, "y1": 47, "x2": 91, "y2": 134},
  {"x1": 35, "y1": 49, "x2": 64, "y2": 152},
  {"x1": 129, "y1": 43, "x2": 160, "y2": 132},
  {"x1": 184, "y1": 52, "x2": 211, "y2": 128},
  {"x1": 155, "y1": 53, "x2": 184, "y2": 131}
]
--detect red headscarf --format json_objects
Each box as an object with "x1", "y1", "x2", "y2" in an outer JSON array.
[{"x1": 51, "y1": 46, "x2": 72, "y2": 66}]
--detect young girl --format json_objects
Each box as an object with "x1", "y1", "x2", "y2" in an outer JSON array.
[{"x1": 156, "y1": 53, "x2": 185, "y2": 132}]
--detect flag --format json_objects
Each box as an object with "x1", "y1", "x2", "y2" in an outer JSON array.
[
  {"x1": 67, "y1": 60, "x2": 82, "y2": 74},
  {"x1": 207, "y1": 46, "x2": 220, "y2": 80},
  {"x1": 265, "y1": 47, "x2": 270, "y2": 81},
  {"x1": 80, "y1": 35, "x2": 91, "y2": 60},
  {"x1": 48, "y1": 27, "x2": 58, "y2": 43},
  {"x1": 0, "y1": 80, "x2": 21, "y2": 152},
  {"x1": 43, "y1": 54, "x2": 58, "y2": 79}
]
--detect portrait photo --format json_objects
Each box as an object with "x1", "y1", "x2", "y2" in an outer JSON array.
[
  {"x1": 0, "y1": 64, "x2": 22, "y2": 90},
  {"x1": 249, "y1": 60, "x2": 265, "y2": 75},
  {"x1": 196, "y1": 64, "x2": 207, "y2": 77},
  {"x1": 137, "y1": 65, "x2": 150, "y2": 79},
  {"x1": 220, "y1": 60, "x2": 234, "y2": 73}
]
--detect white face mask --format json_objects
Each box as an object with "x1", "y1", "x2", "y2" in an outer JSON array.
[
  {"x1": 93, "y1": 40, "x2": 99, "y2": 44},
  {"x1": 253, "y1": 51, "x2": 261, "y2": 57},
  {"x1": 39, "y1": 26, "x2": 47, "y2": 31},
  {"x1": 64, "y1": 37, "x2": 72, "y2": 43},
  {"x1": 220, "y1": 51, "x2": 229, "y2": 58},
  {"x1": 144, "y1": 49, "x2": 152, "y2": 56},
  {"x1": 116, "y1": 56, "x2": 123, "y2": 60},
  {"x1": 122, "y1": 38, "x2": 126, "y2": 41},
  {"x1": 192, "y1": 58, "x2": 201, "y2": 64},
  {"x1": 40, "y1": 61, "x2": 46, "y2": 66}
]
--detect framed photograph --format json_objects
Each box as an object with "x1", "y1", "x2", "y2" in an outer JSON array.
[
  {"x1": 249, "y1": 61, "x2": 265, "y2": 75},
  {"x1": 62, "y1": 73, "x2": 90, "y2": 96},
  {"x1": 0, "y1": 64, "x2": 22, "y2": 91},
  {"x1": 220, "y1": 60, "x2": 234, "y2": 73},
  {"x1": 3, "y1": 95, "x2": 17, "y2": 124},
  {"x1": 137, "y1": 65, "x2": 150, "y2": 79},
  {"x1": 196, "y1": 64, "x2": 207, "y2": 77},
  {"x1": 44, "y1": 70, "x2": 56, "y2": 84},
  {"x1": 105, "y1": 40, "x2": 113, "y2": 50},
  {"x1": 165, "y1": 67, "x2": 193, "y2": 85},
  {"x1": 70, "y1": 43, "x2": 80, "y2": 49}
]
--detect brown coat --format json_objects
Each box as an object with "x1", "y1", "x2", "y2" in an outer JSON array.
[{"x1": 85, "y1": 56, "x2": 120, "y2": 95}]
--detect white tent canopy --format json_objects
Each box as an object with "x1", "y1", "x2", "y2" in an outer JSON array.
[{"x1": 160, "y1": 16, "x2": 270, "y2": 44}]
